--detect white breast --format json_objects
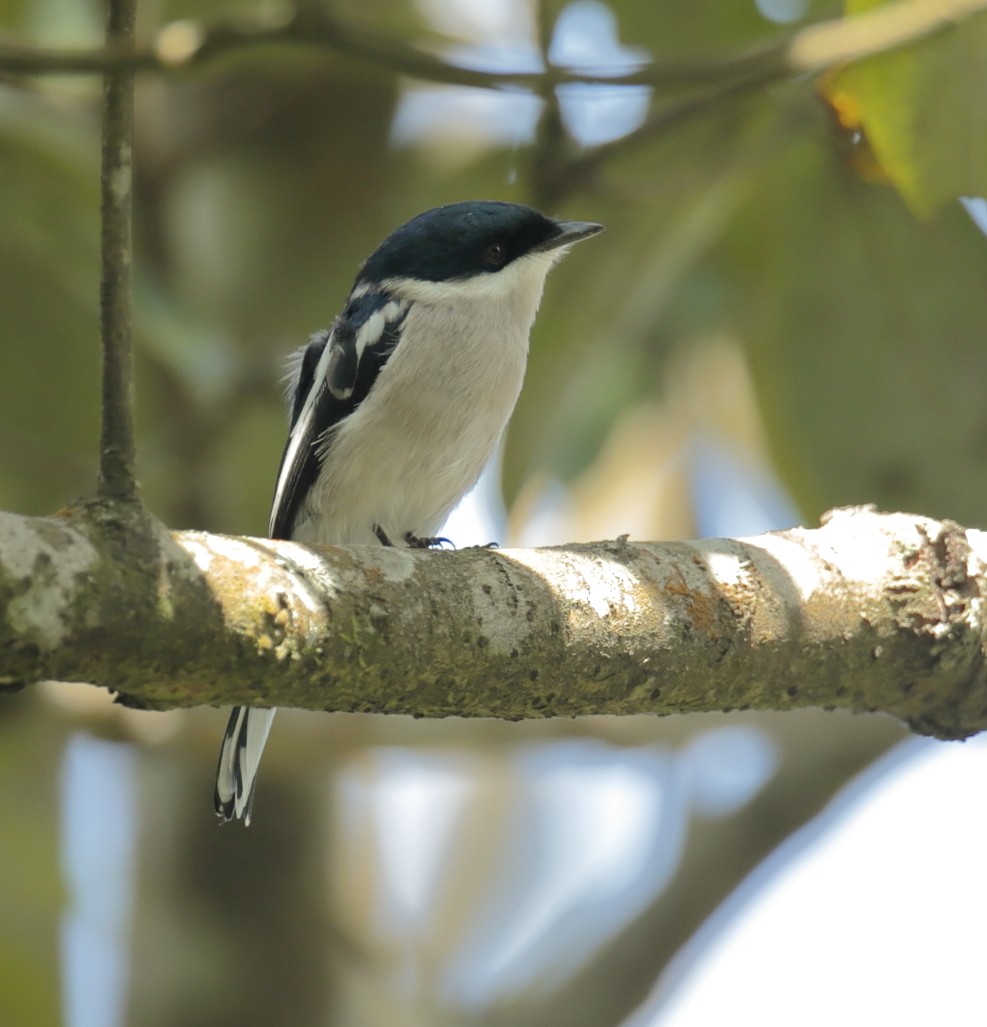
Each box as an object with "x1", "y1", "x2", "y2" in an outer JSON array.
[{"x1": 294, "y1": 251, "x2": 560, "y2": 546}]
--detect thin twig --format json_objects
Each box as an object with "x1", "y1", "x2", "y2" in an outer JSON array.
[
  {"x1": 0, "y1": 0, "x2": 982, "y2": 93},
  {"x1": 0, "y1": 8, "x2": 779, "y2": 90},
  {"x1": 98, "y1": 0, "x2": 139, "y2": 503},
  {"x1": 566, "y1": 67, "x2": 782, "y2": 188}
]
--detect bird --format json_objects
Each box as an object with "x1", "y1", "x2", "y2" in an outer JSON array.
[{"x1": 214, "y1": 199, "x2": 604, "y2": 824}]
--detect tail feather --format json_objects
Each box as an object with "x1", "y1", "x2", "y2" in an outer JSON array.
[{"x1": 214, "y1": 706, "x2": 277, "y2": 825}]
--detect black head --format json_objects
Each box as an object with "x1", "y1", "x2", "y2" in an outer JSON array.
[{"x1": 357, "y1": 201, "x2": 603, "y2": 286}]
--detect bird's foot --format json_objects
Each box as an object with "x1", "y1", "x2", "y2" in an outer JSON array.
[{"x1": 402, "y1": 532, "x2": 455, "y2": 550}]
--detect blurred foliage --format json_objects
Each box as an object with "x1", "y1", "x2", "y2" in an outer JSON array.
[
  {"x1": 0, "y1": 697, "x2": 63, "y2": 1027},
  {"x1": 0, "y1": 92, "x2": 101, "y2": 515},
  {"x1": 730, "y1": 127, "x2": 987, "y2": 524},
  {"x1": 1, "y1": 0, "x2": 985, "y2": 1024}
]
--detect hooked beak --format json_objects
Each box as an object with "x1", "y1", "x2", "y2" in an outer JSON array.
[{"x1": 533, "y1": 219, "x2": 605, "y2": 253}]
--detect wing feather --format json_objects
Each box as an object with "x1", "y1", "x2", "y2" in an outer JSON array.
[
  {"x1": 216, "y1": 293, "x2": 409, "y2": 822},
  {"x1": 268, "y1": 294, "x2": 408, "y2": 540}
]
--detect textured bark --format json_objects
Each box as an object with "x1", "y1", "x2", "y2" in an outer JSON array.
[{"x1": 2, "y1": 502, "x2": 986, "y2": 740}]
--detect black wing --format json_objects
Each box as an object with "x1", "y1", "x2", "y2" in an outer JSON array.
[{"x1": 268, "y1": 292, "x2": 408, "y2": 540}]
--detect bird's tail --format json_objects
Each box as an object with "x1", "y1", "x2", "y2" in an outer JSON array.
[{"x1": 214, "y1": 706, "x2": 277, "y2": 826}]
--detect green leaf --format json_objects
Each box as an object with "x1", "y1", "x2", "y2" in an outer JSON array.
[
  {"x1": 725, "y1": 116, "x2": 987, "y2": 525},
  {"x1": 830, "y1": 3, "x2": 987, "y2": 215}
]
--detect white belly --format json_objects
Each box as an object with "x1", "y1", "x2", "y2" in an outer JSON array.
[{"x1": 294, "y1": 297, "x2": 532, "y2": 547}]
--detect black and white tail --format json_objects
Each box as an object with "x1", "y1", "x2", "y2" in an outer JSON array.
[{"x1": 214, "y1": 707, "x2": 277, "y2": 825}]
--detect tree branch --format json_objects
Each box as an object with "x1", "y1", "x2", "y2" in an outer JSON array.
[
  {"x1": 98, "y1": 0, "x2": 138, "y2": 504},
  {"x1": 3, "y1": 506, "x2": 985, "y2": 740},
  {"x1": 0, "y1": 0, "x2": 982, "y2": 92},
  {"x1": 0, "y1": 6, "x2": 778, "y2": 87}
]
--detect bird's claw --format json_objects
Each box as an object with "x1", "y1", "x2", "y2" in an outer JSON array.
[{"x1": 402, "y1": 532, "x2": 456, "y2": 550}]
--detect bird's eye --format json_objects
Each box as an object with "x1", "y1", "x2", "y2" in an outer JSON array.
[{"x1": 481, "y1": 242, "x2": 507, "y2": 268}]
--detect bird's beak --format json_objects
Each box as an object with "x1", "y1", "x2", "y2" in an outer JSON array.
[{"x1": 534, "y1": 219, "x2": 605, "y2": 253}]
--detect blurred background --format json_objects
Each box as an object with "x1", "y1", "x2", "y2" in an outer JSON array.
[{"x1": 2, "y1": 0, "x2": 987, "y2": 1024}]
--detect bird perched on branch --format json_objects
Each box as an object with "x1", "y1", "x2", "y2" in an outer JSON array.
[{"x1": 214, "y1": 199, "x2": 604, "y2": 824}]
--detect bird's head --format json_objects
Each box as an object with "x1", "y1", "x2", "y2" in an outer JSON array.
[{"x1": 353, "y1": 200, "x2": 603, "y2": 309}]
